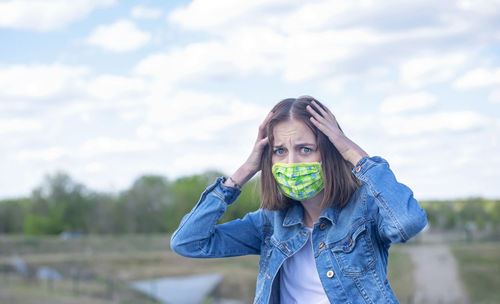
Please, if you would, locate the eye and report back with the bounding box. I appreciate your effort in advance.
[273,148,285,155]
[301,147,312,153]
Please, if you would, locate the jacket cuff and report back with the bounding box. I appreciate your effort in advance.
[212,177,242,205]
[352,156,387,178]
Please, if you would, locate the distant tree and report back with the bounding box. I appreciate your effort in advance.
[164,170,223,232]
[24,172,91,235]
[118,175,171,233]
[220,176,261,223]
[0,198,28,233]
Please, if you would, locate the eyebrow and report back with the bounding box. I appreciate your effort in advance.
[272,142,316,148]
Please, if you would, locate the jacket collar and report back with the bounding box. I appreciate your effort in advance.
[282,201,340,227]
[319,205,340,224]
[282,202,303,227]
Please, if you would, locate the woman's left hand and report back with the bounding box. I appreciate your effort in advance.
[306,100,369,166]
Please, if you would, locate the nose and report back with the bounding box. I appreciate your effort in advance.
[286,150,298,164]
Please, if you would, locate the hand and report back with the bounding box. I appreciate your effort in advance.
[225,111,273,188]
[307,101,368,166]
[243,111,274,175]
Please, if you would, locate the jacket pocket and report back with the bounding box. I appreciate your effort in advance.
[331,223,376,276]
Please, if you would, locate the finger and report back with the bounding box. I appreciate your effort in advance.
[306,104,328,123]
[318,102,336,120]
[256,136,269,149]
[309,116,329,134]
[311,100,331,119]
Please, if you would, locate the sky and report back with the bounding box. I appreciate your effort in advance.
[0,0,499,200]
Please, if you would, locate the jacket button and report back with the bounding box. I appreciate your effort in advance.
[319,222,326,230]
[327,270,335,278]
[355,166,361,173]
[318,242,325,249]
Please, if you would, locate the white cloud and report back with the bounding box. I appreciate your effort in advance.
[0,118,42,134]
[79,137,158,158]
[135,26,386,84]
[167,0,294,31]
[0,64,89,98]
[453,68,500,89]
[84,162,105,173]
[131,6,162,19]
[380,92,437,114]
[381,111,486,136]
[400,53,468,88]
[488,89,500,103]
[86,20,151,52]
[17,147,67,161]
[457,0,500,14]
[86,74,147,100]
[139,89,267,143]
[0,0,115,31]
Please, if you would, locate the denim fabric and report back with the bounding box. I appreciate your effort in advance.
[171,156,427,304]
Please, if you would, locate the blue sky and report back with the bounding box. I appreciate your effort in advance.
[1,0,499,200]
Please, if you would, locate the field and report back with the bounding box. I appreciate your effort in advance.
[452,242,500,304]
[1,234,499,303]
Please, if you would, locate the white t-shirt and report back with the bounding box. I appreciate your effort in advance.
[280,228,330,304]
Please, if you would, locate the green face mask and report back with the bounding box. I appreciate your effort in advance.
[272,162,324,200]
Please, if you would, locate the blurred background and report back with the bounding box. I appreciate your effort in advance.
[0,0,499,303]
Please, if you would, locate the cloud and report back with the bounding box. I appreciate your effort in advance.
[135,26,387,84]
[0,0,115,31]
[457,0,500,14]
[400,52,468,88]
[17,147,67,161]
[0,64,89,98]
[86,74,147,100]
[131,6,162,19]
[453,67,500,89]
[167,0,297,32]
[381,111,486,136]
[79,137,158,158]
[488,89,500,104]
[380,92,437,114]
[86,20,151,52]
[139,89,267,143]
[0,118,42,134]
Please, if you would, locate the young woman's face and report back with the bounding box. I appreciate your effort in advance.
[271,119,321,165]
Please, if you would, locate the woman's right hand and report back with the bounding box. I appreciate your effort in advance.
[224,111,273,188]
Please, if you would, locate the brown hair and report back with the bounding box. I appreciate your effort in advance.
[260,96,360,210]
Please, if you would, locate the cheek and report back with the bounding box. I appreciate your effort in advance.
[311,150,322,162]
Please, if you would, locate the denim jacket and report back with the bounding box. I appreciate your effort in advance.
[171,156,427,304]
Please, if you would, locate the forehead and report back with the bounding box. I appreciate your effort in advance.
[272,119,316,144]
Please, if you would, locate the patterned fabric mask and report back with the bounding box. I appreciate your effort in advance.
[272,162,324,200]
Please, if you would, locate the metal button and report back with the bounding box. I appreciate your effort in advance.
[318,242,325,249]
[355,166,361,173]
[319,222,326,230]
[348,238,353,247]
[327,270,335,278]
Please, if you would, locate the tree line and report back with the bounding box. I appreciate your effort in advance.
[0,171,499,235]
[0,171,260,235]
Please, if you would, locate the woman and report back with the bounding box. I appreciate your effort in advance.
[171,96,427,304]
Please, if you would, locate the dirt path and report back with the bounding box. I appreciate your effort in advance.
[406,244,469,304]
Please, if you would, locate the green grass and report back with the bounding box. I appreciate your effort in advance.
[387,244,415,304]
[452,242,500,304]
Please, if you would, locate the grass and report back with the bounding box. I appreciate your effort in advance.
[387,244,415,304]
[0,234,259,303]
[451,242,500,304]
[4,234,499,304]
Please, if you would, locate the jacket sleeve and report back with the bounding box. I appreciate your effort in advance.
[170,177,264,258]
[353,156,427,244]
